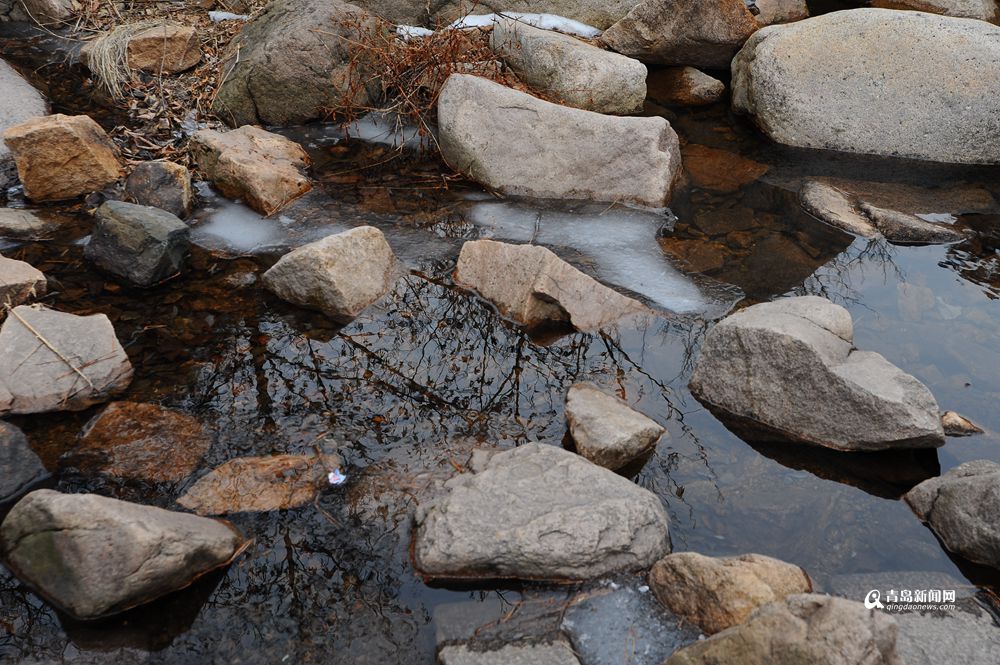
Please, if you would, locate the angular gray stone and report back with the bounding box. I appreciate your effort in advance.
[665,594,902,665]
[601,0,759,67]
[0,421,49,504]
[565,382,664,469]
[413,443,671,581]
[262,226,397,323]
[859,202,964,245]
[0,254,46,309]
[0,208,55,239]
[19,0,75,22]
[125,160,193,219]
[84,200,190,287]
[0,59,47,192]
[438,74,682,208]
[0,489,246,620]
[0,305,133,415]
[455,239,647,333]
[438,641,581,665]
[732,9,1000,164]
[905,460,1000,568]
[490,17,647,115]
[689,296,945,451]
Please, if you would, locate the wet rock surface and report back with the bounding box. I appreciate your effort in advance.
[565,381,664,469]
[438,74,682,208]
[84,200,190,287]
[646,67,725,107]
[690,296,945,451]
[648,552,812,633]
[125,160,193,219]
[413,443,671,581]
[0,421,49,504]
[0,253,45,309]
[0,489,246,620]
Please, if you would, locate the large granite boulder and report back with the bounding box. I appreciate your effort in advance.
[689,296,945,451]
[489,17,646,115]
[0,59,47,192]
[84,201,190,287]
[0,305,133,415]
[0,254,46,310]
[0,421,49,505]
[873,0,998,22]
[2,114,122,201]
[454,239,646,332]
[600,0,759,67]
[0,490,246,620]
[262,226,397,323]
[565,382,664,469]
[438,74,682,208]
[666,594,902,665]
[413,443,671,581]
[905,460,1000,568]
[732,9,1000,164]
[125,160,193,219]
[212,0,381,127]
[648,552,812,634]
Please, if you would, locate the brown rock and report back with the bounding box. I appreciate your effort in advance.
[176,453,344,515]
[941,411,984,436]
[647,67,725,107]
[2,114,122,202]
[649,552,812,634]
[125,23,200,74]
[70,402,211,482]
[0,255,46,310]
[683,144,769,193]
[190,126,311,215]
[755,0,809,26]
[125,160,193,218]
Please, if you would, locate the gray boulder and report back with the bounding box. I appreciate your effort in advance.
[413,443,671,581]
[212,0,381,127]
[689,296,945,451]
[732,9,1000,164]
[438,74,682,208]
[879,0,998,22]
[489,17,646,115]
[600,0,759,67]
[0,59,47,192]
[84,200,190,287]
[262,226,397,323]
[905,460,1000,568]
[0,421,49,504]
[565,382,664,469]
[125,161,193,219]
[859,202,964,245]
[0,305,133,415]
[0,209,55,239]
[0,489,246,620]
[0,254,46,310]
[666,594,902,665]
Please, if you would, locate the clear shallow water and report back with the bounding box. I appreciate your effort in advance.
[2,97,1000,664]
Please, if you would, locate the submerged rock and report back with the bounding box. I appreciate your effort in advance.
[212,0,381,126]
[454,239,647,332]
[0,254,46,310]
[689,296,945,451]
[732,9,1000,164]
[82,22,201,75]
[565,382,664,469]
[176,453,344,515]
[0,305,133,415]
[799,180,878,238]
[190,125,311,216]
[0,490,246,620]
[70,402,211,483]
[665,594,902,665]
[683,144,769,193]
[438,641,580,665]
[489,17,646,114]
[413,443,671,581]
[438,74,682,208]
[2,114,122,202]
[84,200,190,287]
[0,421,49,505]
[941,411,983,436]
[0,209,55,239]
[0,59,47,192]
[859,202,964,245]
[601,0,759,67]
[646,67,725,107]
[125,160,193,219]
[262,226,397,323]
[905,460,1000,568]
[648,552,812,634]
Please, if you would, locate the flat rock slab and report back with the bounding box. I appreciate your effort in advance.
[438,74,682,208]
[68,401,211,483]
[0,209,56,239]
[0,254,46,310]
[649,552,812,634]
[565,382,664,469]
[125,160,193,219]
[732,9,1000,164]
[190,125,311,216]
[2,114,122,201]
[0,489,247,620]
[601,0,758,67]
[413,443,671,581]
[176,453,344,515]
[455,239,647,332]
[490,17,646,114]
[0,305,133,415]
[689,296,945,451]
[0,59,47,190]
[905,460,1000,568]
[262,225,397,323]
[85,200,190,287]
[439,641,581,665]
[0,421,49,504]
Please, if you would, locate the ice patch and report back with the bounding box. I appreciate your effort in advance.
[448,12,602,38]
[191,200,288,253]
[343,113,424,149]
[916,212,957,224]
[208,10,248,21]
[396,24,435,39]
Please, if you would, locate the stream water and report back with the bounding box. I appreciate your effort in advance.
[2,27,1000,665]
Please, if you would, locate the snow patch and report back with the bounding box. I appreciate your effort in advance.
[448,12,602,38]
